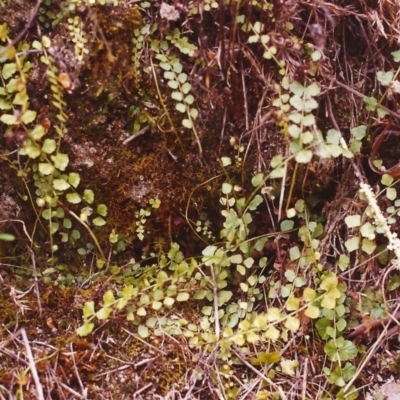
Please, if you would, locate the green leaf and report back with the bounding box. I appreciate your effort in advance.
[221,157,232,166]
[302,114,316,126]
[0,233,15,241]
[21,110,36,124]
[0,98,11,110]
[181,82,191,94]
[66,193,81,204]
[324,337,358,361]
[295,149,313,163]
[138,325,149,338]
[286,296,300,311]
[175,102,186,113]
[289,112,302,124]
[83,189,94,204]
[218,290,233,306]
[326,129,341,144]
[311,50,322,61]
[13,91,29,106]
[177,73,187,83]
[381,174,394,186]
[93,217,106,226]
[38,163,54,175]
[351,125,367,140]
[337,254,350,271]
[20,144,40,158]
[304,305,320,318]
[388,274,400,291]
[222,182,233,194]
[172,62,183,73]
[243,257,254,268]
[284,316,300,331]
[96,306,112,320]
[392,50,400,62]
[2,63,16,79]
[189,108,198,119]
[164,71,175,80]
[76,322,94,336]
[304,82,320,97]
[289,246,301,260]
[184,94,194,104]
[167,80,178,89]
[345,236,359,252]
[177,292,190,301]
[363,96,378,111]
[42,138,56,154]
[97,204,107,216]
[360,222,375,238]
[345,215,361,228]
[103,290,115,306]
[55,207,64,218]
[320,274,338,291]
[171,91,183,101]
[51,153,69,171]
[280,359,299,376]
[377,70,394,86]
[82,301,95,318]
[270,154,283,168]
[182,118,193,129]
[159,62,171,70]
[254,237,268,252]
[0,114,17,125]
[248,194,263,211]
[250,351,280,366]
[63,218,72,229]
[6,78,18,93]
[251,173,264,187]
[289,95,304,111]
[289,81,304,96]
[68,172,80,188]
[152,301,162,310]
[50,221,59,234]
[42,36,51,48]
[361,238,376,255]
[53,179,70,191]
[30,124,46,140]
[280,219,294,232]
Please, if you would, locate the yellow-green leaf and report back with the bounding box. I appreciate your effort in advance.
[280,359,299,376]
[284,316,300,331]
[66,193,81,204]
[30,124,46,140]
[103,290,115,306]
[83,189,94,204]
[53,179,70,191]
[38,163,54,175]
[286,296,300,311]
[177,292,190,302]
[138,325,149,338]
[76,322,94,337]
[21,110,37,124]
[51,153,69,171]
[82,301,95,318]
[68,172,80,188]
[0,114,17,125]
[2,63,16,79]
[96,306,112,320]
[304,305,320,319]
[42,138,56,154]
[97,204,107,216]
[93,217,106,226]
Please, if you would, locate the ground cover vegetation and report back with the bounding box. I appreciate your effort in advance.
[1,0,400,398]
